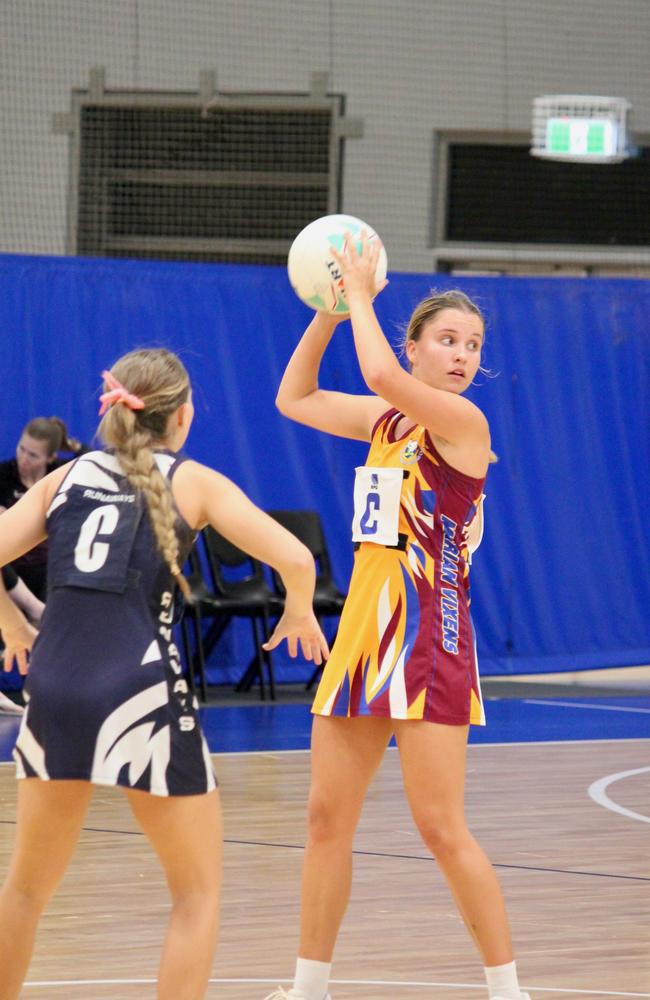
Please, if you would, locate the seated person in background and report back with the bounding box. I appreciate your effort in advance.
[0,417,86,600]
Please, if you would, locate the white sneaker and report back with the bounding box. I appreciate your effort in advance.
[0,690,23,716]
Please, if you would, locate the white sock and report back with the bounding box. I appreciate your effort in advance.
[293,957,331,1000]
[484,960,522,999]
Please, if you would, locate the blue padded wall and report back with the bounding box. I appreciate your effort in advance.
[1,253,648,684]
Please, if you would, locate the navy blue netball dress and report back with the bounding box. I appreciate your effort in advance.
[13,450,216,797]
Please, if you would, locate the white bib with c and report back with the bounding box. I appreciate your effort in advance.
[351,466,404,546]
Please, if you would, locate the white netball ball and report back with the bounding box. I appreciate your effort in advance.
[287,214,388,315]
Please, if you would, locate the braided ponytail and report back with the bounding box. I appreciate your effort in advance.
[98,349,192,599]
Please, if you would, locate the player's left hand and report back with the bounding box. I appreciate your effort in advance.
[262,610,330,664]
[2,621,38,675]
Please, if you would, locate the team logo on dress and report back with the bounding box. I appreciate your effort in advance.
[401,439,422,464]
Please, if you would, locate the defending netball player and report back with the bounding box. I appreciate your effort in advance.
[0,348,329,1000]
[264,236,530,1000]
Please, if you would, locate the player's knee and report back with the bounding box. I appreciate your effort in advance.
[306,790,354,845]
[414,812,466,859]
[169,882,220,923]
[2,876,52,914]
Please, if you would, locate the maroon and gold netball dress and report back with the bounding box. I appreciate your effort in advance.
[312,408,486,725]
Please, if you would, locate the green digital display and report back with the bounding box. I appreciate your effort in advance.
[546,117,616,157]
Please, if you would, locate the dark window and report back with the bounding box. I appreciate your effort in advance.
[76,104,338,262]
[445,144,650,245]
[106,182,329,241]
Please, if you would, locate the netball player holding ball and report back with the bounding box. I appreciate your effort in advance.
[0,348,329,1000]
[266,221,529,1000]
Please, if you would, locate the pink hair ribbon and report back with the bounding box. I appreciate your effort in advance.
[98,370,145,416]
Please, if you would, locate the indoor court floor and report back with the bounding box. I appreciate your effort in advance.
[0,675,648,1000]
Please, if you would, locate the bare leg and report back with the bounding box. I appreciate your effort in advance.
[0,778,93,1000]
[298,716,393,960]
[394,720,514,966]
[126,787,222,1000]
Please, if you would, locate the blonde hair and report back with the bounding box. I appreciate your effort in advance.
[97,348,191,599]
[403,289,485,358]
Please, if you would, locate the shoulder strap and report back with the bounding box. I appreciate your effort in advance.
[370,407,399,441]
[153,451,189,484]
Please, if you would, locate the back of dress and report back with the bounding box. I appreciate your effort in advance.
[46,449,193,611]
[13,450,216,798]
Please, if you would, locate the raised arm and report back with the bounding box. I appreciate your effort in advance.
[333,236,490,467]
[276,310,388,442]
[173,462,329,663]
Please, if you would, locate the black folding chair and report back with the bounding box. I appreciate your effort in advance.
[182,528,280,701]
[180,549,215,703]
[267,510,347,689]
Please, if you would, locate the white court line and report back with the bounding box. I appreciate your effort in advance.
[21,977,650,997]
[525,698,650,715]
[588,765,650,824]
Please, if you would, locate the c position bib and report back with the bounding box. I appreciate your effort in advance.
[351,466,405,547]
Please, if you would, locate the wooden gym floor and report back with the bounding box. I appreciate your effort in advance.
[0,678,648,999]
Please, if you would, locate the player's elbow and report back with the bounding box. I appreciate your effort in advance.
[291,545,315,576]
[275,389,297,418]
[276,388,317,422]
[363,364,394,396]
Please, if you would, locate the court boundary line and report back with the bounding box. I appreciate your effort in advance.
[525,698,650,715]
[20,976,650,997]
[2,820,646,883]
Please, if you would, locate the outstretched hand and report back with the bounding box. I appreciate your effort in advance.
[262,609,330,665]
[2,620,38,675]
[330,229,388,302]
